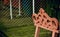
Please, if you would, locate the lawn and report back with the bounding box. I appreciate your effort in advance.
[0,17,51,37]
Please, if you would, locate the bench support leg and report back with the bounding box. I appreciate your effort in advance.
[34,27,40,37]
[52,32,55,37]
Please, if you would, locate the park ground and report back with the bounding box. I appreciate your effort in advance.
[0,17,51,37]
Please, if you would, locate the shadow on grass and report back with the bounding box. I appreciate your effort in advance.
[0,22,8,37]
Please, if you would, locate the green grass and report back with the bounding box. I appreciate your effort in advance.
[0,17,51,37]
[5,25,51,37]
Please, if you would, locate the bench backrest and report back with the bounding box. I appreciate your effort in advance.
[32,8,58,32]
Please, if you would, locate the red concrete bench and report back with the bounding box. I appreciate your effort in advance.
[32,8,59,37]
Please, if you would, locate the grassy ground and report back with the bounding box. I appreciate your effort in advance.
[0,17,51,37]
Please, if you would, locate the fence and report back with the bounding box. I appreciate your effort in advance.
[0,0,60,37]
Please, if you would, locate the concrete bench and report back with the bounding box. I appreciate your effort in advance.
[32,8,59,37]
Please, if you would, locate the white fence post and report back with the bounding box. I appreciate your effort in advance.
[19,0,21,16]
[10,0,13,19]
[33,0,35,14]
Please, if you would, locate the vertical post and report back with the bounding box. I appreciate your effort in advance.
[34,27,40,37]
[33,0,35,14]
[52,32,55,37]
[10,0,13,19]
[19,0,21,16]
